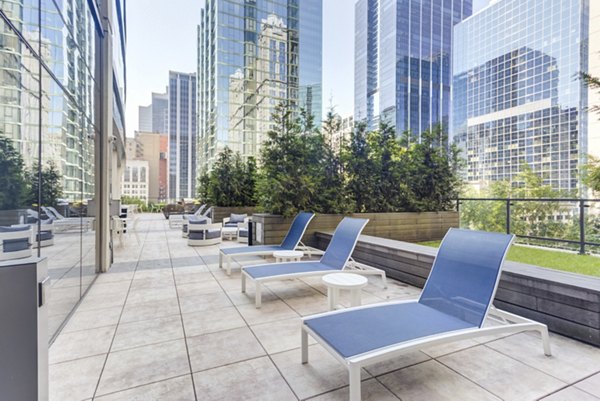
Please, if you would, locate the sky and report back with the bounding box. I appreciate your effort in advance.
[125,0,490,137]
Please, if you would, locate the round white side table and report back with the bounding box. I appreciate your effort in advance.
[322,273,368,311]
[273,250,304,263]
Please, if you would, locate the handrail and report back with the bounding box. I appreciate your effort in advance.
[456,197,599,255]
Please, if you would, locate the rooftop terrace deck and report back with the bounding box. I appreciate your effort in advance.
[49,214,600,401]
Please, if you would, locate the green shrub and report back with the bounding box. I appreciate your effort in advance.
[197,147,256,207]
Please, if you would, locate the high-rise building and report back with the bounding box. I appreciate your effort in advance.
[138,105,153,131]
[329,115,354,155]
[138,92,168,133]
[197,0,323,171]
[151,92,169,134]
[168,71,197,200]
[452,0,600,194]
[354,0,472,137]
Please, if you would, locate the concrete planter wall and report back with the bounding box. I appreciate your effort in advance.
[252,211,459,247]
[211,206,258,223]
[315,232,600,346]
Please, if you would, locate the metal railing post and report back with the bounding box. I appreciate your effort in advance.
[579,199,586,255]
[506,199,511,234]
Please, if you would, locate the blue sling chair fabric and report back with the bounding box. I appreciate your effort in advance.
[304,228,514,358]
[220,211,315,257]
[244,217,369,279]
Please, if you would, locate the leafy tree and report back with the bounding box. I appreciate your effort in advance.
[460,164,568,239]
[25,161,63,207]
[583,156,600,194]
[0,135,28,210]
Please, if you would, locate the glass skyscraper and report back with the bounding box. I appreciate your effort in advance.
[197,0,323,171]
[168,71,197,200]
[354,0,472,137]
[452,0,600,193]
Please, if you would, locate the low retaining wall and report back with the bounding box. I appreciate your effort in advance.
[211,206,258,223]
[315,231,600,346]
[252,211,458,246]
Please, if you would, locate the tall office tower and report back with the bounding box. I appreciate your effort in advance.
[197,0,323,171]
[138,92,168,133]
[151,92,169,134]
[139,105,153,131]
[452,0,600,194]
[354,0,472,137]
[168,71,197,200]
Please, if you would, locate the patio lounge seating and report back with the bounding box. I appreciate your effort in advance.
[183,204,207,219]
[43,206,92,232]
[222,214,249,241]
[182,207,212,236]
[188,218,222,246]
[300,228,552,401]
[219,211,315,275]
[0,225,33,261]
[241,217,368,307]
[12,219,55,248]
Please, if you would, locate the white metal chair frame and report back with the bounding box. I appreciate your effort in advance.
[300,229,551,401]
[188,222,223,246]
[301,302,551,401]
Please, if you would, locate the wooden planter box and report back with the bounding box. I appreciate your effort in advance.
[315,232,600,347]
[252,211,459,247]
[211,206,258,223]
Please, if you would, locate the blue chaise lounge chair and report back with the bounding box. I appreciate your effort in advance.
[241,217,369,307]
[219,211,315,275]
[301,228,552,401]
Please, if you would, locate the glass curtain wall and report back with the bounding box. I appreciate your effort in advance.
[0,0,99,341]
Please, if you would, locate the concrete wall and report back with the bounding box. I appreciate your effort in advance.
[252,212,459,246]
[315,232,600,346]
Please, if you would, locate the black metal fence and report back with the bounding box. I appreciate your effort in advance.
[456,198,600,255]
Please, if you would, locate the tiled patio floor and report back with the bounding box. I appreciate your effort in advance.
[49,214,600,401]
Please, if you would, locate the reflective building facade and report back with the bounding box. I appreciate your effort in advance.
[197,0,323,171]
[452,0,599,193]
[168,71,197,200]
[355,0,472,137]
[0,0,127,340]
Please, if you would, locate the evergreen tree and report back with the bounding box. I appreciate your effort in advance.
[0,135,28,210]
[256,102,349,216]
[197,147,256,207]
[241,157,257,206]
[342,122,375,212]
[405,125,462,212]
[257,102,315,216]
